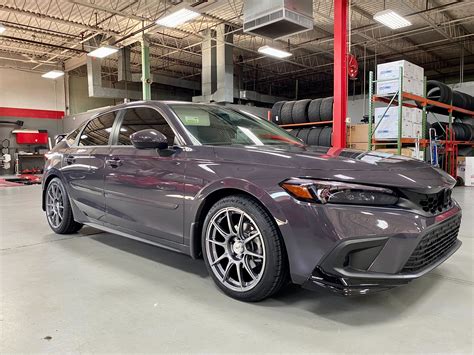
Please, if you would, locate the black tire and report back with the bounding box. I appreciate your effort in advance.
[307,127,322,145]
[271,101,285,124]
[422,81,453,115]
[292,99,311,123]
[202,195,289,302]
[319,97,334,121]
[45,178,83,234]
[296,128,311,144]
[308,98,323,122]
[319,126,332,147]
[280,101,295,125]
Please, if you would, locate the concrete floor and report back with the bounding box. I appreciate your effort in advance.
[1,185,473,353]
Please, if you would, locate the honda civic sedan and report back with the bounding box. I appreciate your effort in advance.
[42,101,462,301]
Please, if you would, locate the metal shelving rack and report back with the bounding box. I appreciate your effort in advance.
[278,120,333,128]
[367,67,474,177]
[367,67,428,154]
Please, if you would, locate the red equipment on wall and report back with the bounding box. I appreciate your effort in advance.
[348,54,359,79]
[12,130,49,145]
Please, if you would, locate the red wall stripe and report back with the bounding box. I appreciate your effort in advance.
[0,107,64,119]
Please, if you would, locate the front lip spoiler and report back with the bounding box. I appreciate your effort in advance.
[303,240,462,296]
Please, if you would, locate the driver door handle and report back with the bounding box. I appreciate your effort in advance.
[105,157,123,168]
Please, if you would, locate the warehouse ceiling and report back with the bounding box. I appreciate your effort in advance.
[1,0,473,98]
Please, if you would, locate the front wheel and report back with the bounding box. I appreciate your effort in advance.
[202,195,288,302]
[45,177,83,234]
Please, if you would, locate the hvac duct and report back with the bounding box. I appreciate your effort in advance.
[243,0,313,39]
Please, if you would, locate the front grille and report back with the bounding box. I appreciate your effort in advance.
[402,188,453,214]
[402,214,461,273]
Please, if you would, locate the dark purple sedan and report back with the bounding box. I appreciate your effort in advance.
[42,101,462,301]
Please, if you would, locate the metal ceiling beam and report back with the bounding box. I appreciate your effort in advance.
[0,4,119,36]
[67,0,146,22]
[404,0,474,55]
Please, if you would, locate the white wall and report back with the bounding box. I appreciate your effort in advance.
[0,68,66,174]
[0,68,65,112]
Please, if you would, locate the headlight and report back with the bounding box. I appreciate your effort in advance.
[280,178,399,206]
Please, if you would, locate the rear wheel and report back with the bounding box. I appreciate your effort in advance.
[202,195,288,302]
[45,178,83,234]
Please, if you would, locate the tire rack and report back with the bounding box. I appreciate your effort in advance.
[367,67,474,178]
[277,120,333,128]
[266,106,333,145]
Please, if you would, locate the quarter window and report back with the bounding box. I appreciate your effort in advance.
[117,107,176,146]
[79,112,116,146]
[65,122,86,146]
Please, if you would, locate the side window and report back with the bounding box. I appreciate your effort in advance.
[79,112,116,146]
[117,107,176,146]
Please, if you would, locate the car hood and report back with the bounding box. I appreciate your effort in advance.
[212,145,456,190]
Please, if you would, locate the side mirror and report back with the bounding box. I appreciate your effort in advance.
[54,134,67,146]
[130,129,168,150]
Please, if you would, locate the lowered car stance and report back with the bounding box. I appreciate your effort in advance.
[42,101,462,301]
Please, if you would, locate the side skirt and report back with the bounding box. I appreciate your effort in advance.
[84,221,190,256]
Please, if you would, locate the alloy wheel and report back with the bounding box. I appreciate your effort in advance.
[46,182,64,228]
[205,207,266,292]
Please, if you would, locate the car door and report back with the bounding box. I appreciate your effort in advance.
[62,111,117,221]
[103,106,185,244]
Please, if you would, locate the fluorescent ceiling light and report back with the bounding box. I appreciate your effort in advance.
[373,9,411,29]
[156,7,200,28]
[0,25,6,34]
[41,70,64,79]
[258,45,292,59]
[87,45,119,58]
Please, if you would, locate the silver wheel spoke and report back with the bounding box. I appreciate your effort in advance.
[211,253,228,266]
[226,209,234,235]
[243,231,260,244]
[236,262,244,289]
[243,258,257,280]
[222,261,233,282]
[208,238,225,246]
[237,213,244,237]
[245,250,264,259]
[212,221,230,239]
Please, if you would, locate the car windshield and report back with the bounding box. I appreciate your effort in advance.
[169,104,303,146]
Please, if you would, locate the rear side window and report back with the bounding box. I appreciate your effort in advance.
[117,107,176,146]
[79,112,116,146]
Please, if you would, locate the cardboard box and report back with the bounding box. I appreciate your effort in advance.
[376,148,424,160]
[376,77,424,97]
[347,124,369,143]
[374,106,421,139]
[348,142,369,151]
[457,157,474,186]
[377,60,424,82]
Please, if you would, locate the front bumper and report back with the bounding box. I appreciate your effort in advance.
[302,209,462,295]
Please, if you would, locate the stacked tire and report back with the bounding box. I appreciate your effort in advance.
[270,97,334,124]
[288,126,332,147]
[418,80,474,118]
[432,122,474,141]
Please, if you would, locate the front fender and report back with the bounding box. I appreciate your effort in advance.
[191,177,289,230]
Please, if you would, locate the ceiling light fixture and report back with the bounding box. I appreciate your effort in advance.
[0,24,6,34]
[87,45,119,58]
[41,70,64,79]
[373,9,411,29]
[156,7,200,28]
[258,45,292,59]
